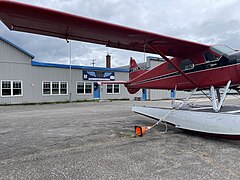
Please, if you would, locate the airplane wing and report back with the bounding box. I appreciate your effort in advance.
[0,0,210,57]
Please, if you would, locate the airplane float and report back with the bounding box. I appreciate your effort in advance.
[1,0,240,139]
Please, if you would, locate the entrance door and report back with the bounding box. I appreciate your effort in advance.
[141,89,147,101]
[94,83,100,99]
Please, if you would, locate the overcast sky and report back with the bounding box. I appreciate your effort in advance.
[1,0,240,67]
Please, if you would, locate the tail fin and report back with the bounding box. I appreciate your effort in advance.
[129,58,145,81]
[127,58,146,94]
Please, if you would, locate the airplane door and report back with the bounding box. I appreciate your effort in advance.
[94,82,100,99]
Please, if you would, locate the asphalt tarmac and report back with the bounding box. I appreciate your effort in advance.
[0,100,240,180]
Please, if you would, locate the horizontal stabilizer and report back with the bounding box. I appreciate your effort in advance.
[97,81,128,85]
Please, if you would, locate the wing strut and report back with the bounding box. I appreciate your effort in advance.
[147,43,198,87]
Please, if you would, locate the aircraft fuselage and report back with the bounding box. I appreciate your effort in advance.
[126,50,240,91]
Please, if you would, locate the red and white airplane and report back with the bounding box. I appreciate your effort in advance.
[1,0,240,139]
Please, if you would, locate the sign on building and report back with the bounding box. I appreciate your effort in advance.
[83,71,115,81]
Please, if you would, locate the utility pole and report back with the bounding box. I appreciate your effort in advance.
[91,59,96,67]
[69,40,72,102]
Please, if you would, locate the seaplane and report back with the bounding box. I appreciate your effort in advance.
[1,0,240,139]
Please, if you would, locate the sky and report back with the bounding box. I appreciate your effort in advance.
[1,0,240,67]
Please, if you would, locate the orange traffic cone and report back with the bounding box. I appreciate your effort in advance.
[135,126,152,137]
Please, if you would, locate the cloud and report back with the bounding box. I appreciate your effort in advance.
[1,0,240,67]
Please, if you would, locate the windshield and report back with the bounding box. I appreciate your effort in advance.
[210,45,237,55]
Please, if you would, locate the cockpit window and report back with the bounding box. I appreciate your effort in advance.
[203,51,219,62]
[210,45,237,55]
[179,59,194,71]
[167,59,194,71]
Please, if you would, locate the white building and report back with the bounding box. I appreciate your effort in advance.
[0,36,184,105]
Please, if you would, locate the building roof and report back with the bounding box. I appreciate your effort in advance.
[32,60,129,72]
[0,36,35,59]
[0,36,127,72]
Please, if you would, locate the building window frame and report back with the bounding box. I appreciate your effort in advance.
[1,80,23,97]
[60,82,68,95]
[42,81,68,96]
[42,81,51,95]
[106,84,120,94]
[76,81,93,95]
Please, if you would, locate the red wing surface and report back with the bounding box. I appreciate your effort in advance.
[0,0,210,57]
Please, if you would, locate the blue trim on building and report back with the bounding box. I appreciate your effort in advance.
[32,60,129,72]
[0,36,35,59]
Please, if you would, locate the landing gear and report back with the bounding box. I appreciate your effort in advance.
[177,88,198,109]
[134,80,232,137]
[172,81,231,113]
[210,80,231,112]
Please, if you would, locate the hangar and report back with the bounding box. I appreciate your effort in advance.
[0,36,185,105]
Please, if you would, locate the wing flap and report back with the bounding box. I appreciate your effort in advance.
[0,0,210,57]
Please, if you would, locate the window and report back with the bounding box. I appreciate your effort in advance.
[1,80,22,97]
[85,82,92,94]
[13,81,22,96]
[1,81,11,96]
[52,82,59,95]
[107,84,112,94]
[179,59,194,71]
[77,82,84,94]
[76,82,93,94]
[203,51,219,62]
[42,81,68,95]
[60,82,68,95]
[211,45,236,55]
[114,84,120,93]
[106,84,120,94]
[43,82,51,95]
[167,59,194,71]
